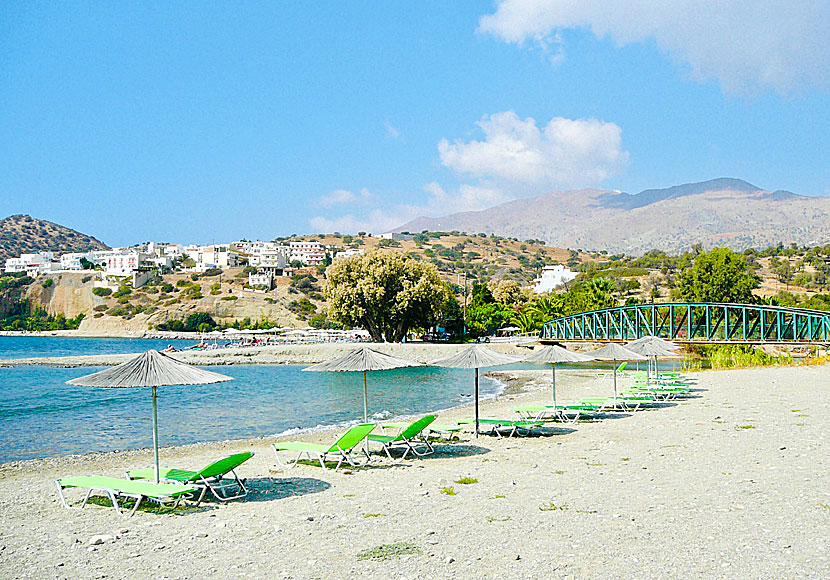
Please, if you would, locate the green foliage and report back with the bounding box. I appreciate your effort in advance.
[0,274,34,290]
[326,251,448,342]
[678,248,759,303]
[220,295,238,301]
[41,278,54,288]
[92,287,112,297]
[202,268,222,277]
[466,302,511,338]
[288,297,317,318]
[156,312,216,332]
[454,476,478,484]
[539,502,568,511]
[439,486,457,495]
[112,285,132,298]
[0,300,85,330]
[356,542,421,561]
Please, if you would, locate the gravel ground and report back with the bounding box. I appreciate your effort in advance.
[0,365,827,579]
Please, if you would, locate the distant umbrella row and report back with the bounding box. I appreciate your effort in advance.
[66,337,680,483]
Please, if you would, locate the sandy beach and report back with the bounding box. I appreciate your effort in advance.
[0,364,827,579]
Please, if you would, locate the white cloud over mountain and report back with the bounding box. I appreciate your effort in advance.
[438,111,627,191]
[310,111,627,233]
[315,188,373,208]
[478,0,830,95]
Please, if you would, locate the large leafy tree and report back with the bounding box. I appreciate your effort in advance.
[678,248,759,303]
[325,251,448,342]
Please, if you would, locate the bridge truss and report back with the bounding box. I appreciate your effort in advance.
[540,302,830,344]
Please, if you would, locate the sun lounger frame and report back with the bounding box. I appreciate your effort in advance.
[56,476,195,517]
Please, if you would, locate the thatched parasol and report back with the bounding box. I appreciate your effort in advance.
[428,345,522,437]
[625,336,680,383]
[303,346,419,423]
[589,343,647,398]
[67,350,233,483]
[521,345,595,408]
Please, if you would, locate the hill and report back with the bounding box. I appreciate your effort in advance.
[0,214,109,264]
[395,179,830,255]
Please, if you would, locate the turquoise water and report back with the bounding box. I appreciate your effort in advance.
[0,336,190,360]
[0,338,500,463]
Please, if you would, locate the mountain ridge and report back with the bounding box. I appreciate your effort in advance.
[0,214,109,265]
[394,178,830,255]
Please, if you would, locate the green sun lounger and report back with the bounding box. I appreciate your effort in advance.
[384,420,463,440]
[457,418,544,438]
[57,475,196,517]
[272,423,375,471]
[512,405,599,423]
[368,415,436,461]
[127,451,253,504]
[576,397,650,412]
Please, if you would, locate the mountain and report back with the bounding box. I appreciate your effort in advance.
[395,179,830,254]
[0,214,109,265]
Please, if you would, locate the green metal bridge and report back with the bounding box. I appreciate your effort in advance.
[540,302,830,344]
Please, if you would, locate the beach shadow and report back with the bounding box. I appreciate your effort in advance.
[242,476,331,502]
[476,426,577,438]
[237,477,331,502]
[369,443,492,464]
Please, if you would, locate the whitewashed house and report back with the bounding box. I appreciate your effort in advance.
[529,265,578,294]
[288,241,325,265]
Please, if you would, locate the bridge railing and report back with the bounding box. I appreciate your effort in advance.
[540,302,830,343]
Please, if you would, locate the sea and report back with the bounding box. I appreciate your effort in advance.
[0,337,506,463]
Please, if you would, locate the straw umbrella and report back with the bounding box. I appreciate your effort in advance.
[588,343,647,398]
[67,350,233,483]
[625,336,680,383]
[302,346,419,424]
[428,345,522,437]
[521,345,595,408]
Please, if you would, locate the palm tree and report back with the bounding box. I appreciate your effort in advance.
[510,310,539,333]
[531,295,564,322]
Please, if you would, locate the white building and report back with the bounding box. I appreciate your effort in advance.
[248,270,274,290]
[334,248,365,260]
[288,241,325,265]
[104,250,148,275]
[4,252,55,276]
[60,252,93,271]
[529,265,578,294]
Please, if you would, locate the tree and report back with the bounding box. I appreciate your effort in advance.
[677,248,759,303]
[325,251,448,342]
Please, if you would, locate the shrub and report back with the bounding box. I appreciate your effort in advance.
[221,295,238,301]
[41,278,54,288]
[112,286,132,298]
[93,305,108,312]
[92,287,112,297]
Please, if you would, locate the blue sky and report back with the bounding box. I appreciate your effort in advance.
[1,1,828,246]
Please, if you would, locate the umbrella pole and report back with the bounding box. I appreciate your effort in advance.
[363,370,370,457]
[362,370,368,423]
[152,386,160,484]
[613,358,618,398]
[474,367,480,438]
[552,364,557,408]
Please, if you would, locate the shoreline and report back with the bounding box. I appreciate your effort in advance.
[0,341,533,367]
[0,371,513,468]
[0,365,827,579]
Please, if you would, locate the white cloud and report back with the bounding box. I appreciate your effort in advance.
[309,111,628,233]
[438,111,627,190]
[478,0,830,95]
[384,122,401,140]
[315,188,373,208]
[309,209,405,235]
